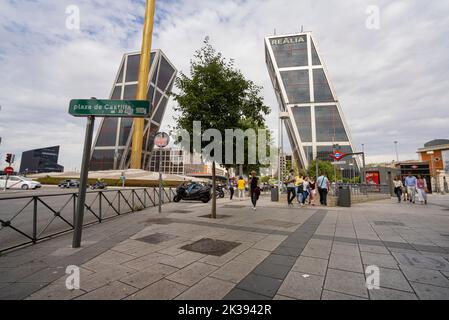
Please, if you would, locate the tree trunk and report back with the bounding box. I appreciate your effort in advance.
[211,161,217,219]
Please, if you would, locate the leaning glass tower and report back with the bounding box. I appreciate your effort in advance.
[90,50,177,171]
[265,32,358,170]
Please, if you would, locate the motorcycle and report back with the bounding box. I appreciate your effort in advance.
[173,183,211,203]
[215,185,225,198]
[90,181,107,190]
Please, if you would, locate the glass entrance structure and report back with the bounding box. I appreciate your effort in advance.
[90,50,177,171]
[265,33,358,170]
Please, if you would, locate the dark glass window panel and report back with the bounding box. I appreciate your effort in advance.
[281,70,310,103]
[157,57,175,91]
[270,35,308,68]
[311,40,321,66]
[151,58,159,85]
[123,84,137,100]
[96,118,118,146]
[315,105,349,142]
[125,54,140,83]
[153,90,162,111]
[116,62,124,84]
[153,96,168,124]
[119,118,133,146]
[90,150,115,171]
[147,124,160,154]
[111,86,121,99]
[313,69,334,102]
[291,107,312,142]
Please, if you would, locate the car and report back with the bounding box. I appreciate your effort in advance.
[58,179,80,188]
[0,175,42,190]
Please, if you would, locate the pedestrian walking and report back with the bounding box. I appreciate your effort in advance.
[393,175,403,203]
[237,176,245,200]
[228,180,235,200]
[404,172,417,204]
[317,173,330,206]
[285,169,296,207]
[416,175,428,205]
[295,175,304,204]
[308,178,316,206]
[301,177,310,206]
[249,171,260,211]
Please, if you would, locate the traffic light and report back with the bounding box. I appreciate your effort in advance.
[6,153,12,164]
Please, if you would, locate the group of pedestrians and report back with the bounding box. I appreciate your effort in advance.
[285,170,330,207]
[228,172,261,211]
[393,172,428,205]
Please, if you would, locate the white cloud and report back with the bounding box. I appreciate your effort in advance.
[0,0,448,171]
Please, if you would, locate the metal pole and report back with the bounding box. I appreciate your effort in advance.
[130,0,156,169]
[158,148,162,213]
[279,118,283,196]
[211,161,217,219]
[73,115,95,248]
[394,141,399,162]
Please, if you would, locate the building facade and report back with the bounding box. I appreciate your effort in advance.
[265,33,358,170]
[19,146,64,173]
[149,148,185,175]
[417,139,449,193]
[90,50,177,171]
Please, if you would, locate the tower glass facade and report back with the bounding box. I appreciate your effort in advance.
[90,50,177,171]
[265,33,357,169]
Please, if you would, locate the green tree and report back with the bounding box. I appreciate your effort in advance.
[172,39,270,218]
[306,159,341,182]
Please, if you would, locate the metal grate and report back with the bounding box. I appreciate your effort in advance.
[136,233,178,244]
[181,238,241,256]
[198,214,231,219]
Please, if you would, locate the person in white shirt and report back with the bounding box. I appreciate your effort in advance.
[316,173,330,206]
[393,175,404,203]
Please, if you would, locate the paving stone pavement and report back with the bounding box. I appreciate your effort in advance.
[1,194,449,300]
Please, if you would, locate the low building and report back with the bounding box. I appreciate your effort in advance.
[19,146,64,174]
[417,139,449,193]
[395,161,432,193]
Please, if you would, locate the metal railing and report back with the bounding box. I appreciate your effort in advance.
[0,187,176,254]
[330,183,391,197]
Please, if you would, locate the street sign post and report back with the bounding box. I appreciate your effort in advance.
[154,132,170,213]
[70,98,150,248]
[69,99,150,117]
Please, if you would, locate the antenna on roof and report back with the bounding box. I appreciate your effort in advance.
[300,25,304,33]
[274,28,276,35]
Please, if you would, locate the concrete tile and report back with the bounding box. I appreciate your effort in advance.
[0,282,48,300]
[122,252,174,270]
[88,250,135,265]
[277,271,324,300]
[321,290,367,300]
[253,262,291,280]
[80,266,137,292]
[224,288,270,300]
[159,251,205,269]
[127,279,188,300]
[200,243,251,266]
[361,252,399,269]
[329,253,363,273]
[120,263,178,289]
[400,265,449,288]
[331,243,361,257]
[369,287,418,300]
[324,269,368,298]
[234,249,270,265]
[166,262,217,286]
[301,245,331,259]
[26,277,86,300]
[292,256,328,276]
[372,266,414,292]
[273,294,294,300]
[237,273,283,297]
[176,277,235,300]
[76,281,138,300]
[359,244,390,255]
[263,254,296,267]
[211,260,257,284]
[410,282,449,300]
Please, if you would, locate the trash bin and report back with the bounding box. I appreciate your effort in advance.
[271,186,279,202]
[337,185,351,207]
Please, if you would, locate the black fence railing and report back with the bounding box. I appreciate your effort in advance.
[0,187,176,254]
[330,183,391,197]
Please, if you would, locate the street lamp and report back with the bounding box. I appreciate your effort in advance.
[279,112,289,196]
[394,141,399,162]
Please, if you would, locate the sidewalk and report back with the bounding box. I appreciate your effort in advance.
[1,194,449,300]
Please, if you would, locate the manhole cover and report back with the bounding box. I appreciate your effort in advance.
[198,214,231,219]
[393,252,449,271]
[137,233,178,244]
[374,221,405,226]
[169,210,192,214]
[181,238,241,256]
[256,219,297,228]
[145,218,174,225]
[222,205,246,209]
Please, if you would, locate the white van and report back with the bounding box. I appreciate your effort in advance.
[0,175,42,190]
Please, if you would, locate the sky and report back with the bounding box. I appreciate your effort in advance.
[0,0,448,171]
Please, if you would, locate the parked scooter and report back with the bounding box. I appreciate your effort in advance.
[173,182,211,203]
[90,181,107,190]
